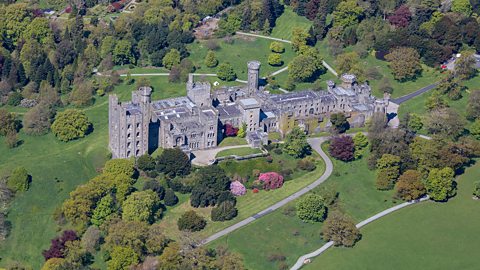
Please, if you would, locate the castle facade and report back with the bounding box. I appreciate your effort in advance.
[109,61,388,159]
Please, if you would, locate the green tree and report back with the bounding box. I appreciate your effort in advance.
[466,90,480,120]
[211,200,238,221]
[7,167,30,192]
[353,132,368,159]
[336,51,361,75]
[270,41,284,53]
[137,154,156,172]
[403,113,423,132]
[375,154,401,190]
[322,211,361,247]
[104,220,149,255]
[158,243,183,270]
[455,51,477,80]
[217,62,236,81]
[103,159,136,178]
[163,49,181,70]
[268,53,282,66]
[24,17,53,46]
[469,119,480,140]
[473,181,480,198]
[425,108,465,139]
[296,193,327,223]
[283,127,311,158]
[395,170,426,201]
[291,27,309,52]
[451,0,473,16]
[237,123,247,138]
[0,109,20,136]
[51,109,92,142]
[122,190,161,223]
[113,40,134,65]
[0,3,31,46]
[385,47,423,81]
[330,113,350,133]
[288,55,319,82]
[91,194,114,226]
[23,103,55,136]
[107,246,139,270]
[204,50,218,68]
[163,188,178,206]
[41,258,67,270]
[156,148,191,178]
[101,36,116,58]
[333,0,363,28]
[425,167,456,201]
[177,210,206,231]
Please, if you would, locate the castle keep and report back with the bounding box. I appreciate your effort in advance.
[109,61,388,159]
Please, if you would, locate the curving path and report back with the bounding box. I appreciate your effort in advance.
[290,196,430,270]
[201,137,333,244]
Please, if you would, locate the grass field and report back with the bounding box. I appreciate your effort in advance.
[210,143,397,269]
[215,147,262,158]
[0,77,187,269]
[305,161,480,270]
[218,137,248,147]
[156,152,326,240]
[270,7,312,40]
[187,36,296,80]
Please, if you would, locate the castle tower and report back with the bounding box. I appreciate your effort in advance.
[139,86,152,104]
[340,74,356,89]
[187,74,212,107]
[247,61,261,96]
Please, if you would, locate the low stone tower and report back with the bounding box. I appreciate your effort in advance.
[187,74,212,107]
[247,60,261,96]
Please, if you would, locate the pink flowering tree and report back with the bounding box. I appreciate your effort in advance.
[258,172,284,190]
[230,181,246,196]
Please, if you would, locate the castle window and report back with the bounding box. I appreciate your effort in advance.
[127,142,131,148]
[127,124,132,129]
[136,123,140,128]
[136,132,140,137]
[136,150,140,156]
[127,133,131,139]
[127,151,131,157]
[136,141,140,147]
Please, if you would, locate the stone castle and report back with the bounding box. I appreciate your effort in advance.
[109,61,388,158]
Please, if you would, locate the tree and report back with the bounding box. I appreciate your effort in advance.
[378,77,393,94]
[329,136,355,162]
[288,54,322,82]
[225,123,238,137]
[113,40,134,65]
[330,113,350,133]
[375,154,401,190]
[7,92,23,106]
[156,148,191,178]
[91,194,115,226]
[81,226,101,253]
[425,108,465,139]
[217,62,236,81]
[143,179,165,199]
[211,200,238,221]
[291,27,309,52]
[353,132,368,159]
[0,109,20,136]
[258,172,284,190]
[401,113,423,132]
[270,41,284,53]
[466,90,480,120]
[385,47,422,81]
[296,193,327,223]
[322,211,360,247]
[204,50,218,68]
[23,103,55,136]
[332,0,363,28]
[51,109,91,142]
[107,246,139,270]
[104,220,149,255]
[177,210,206,232]
[7,167,30,192]
[470,119,480,140]
[70,81,94,107]
[395,170,426,201]
[388,5,411,28]
[237,122,247,138]
[42,230,78,260]
[455,51,477,80]
[163,49,181,70]
[268,53,282,66]
[104,159,136,178]
[122,190,161,223]
[425,167,456,201]
[425,91,448,111]
[190,165,231,207]
[283,127,311,158]
[436,75,465,100]
[451,0,473,16]
[336,51,361,75]
[163,188,178,206]
[137,154,155,172]
[473,181,480,198]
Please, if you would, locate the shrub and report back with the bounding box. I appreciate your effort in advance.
[329,136,354,161]
[137,154,155,172]
[270,41,285,53]
[394,170,426,201]
[51,109,92,142]
[297,157,316,171]
[7,92,23,106]
[322,211,360,247]
[258,172,284,190]
[163,188,178,206]
[177,210,206,231]
[211,201,238,221]
[204,50,218,68]
[296,194,327,223]
[252,188,259,193]
[230,181,246,196]
[7,167,30,192]
[143,180,165,200]
[225,123,238,137]
[474,181,480,198]
[268,53,283,66]
[265,155,273,163]
[217,62,236,81]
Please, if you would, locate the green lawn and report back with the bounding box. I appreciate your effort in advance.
[187,36,296,80]
[0,76,187,269]
[216,147,262,158]
[306,161,480,270]
[218,137,248,147]
[209,143,397,269]
[270,7,312,40]
[156,152,326,240]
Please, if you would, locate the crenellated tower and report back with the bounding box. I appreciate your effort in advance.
[247,60,261,96]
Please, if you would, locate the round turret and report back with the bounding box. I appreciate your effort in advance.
[248,60,261,70]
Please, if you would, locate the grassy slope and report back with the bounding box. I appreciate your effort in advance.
[306,161,480,270]
[156,152,326,240]
[0,77,186,268]
[210,143,396,269]
[187,37,296,80]
[218,137,248,147]
[215,147,262,157]
[270,7,312,40]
